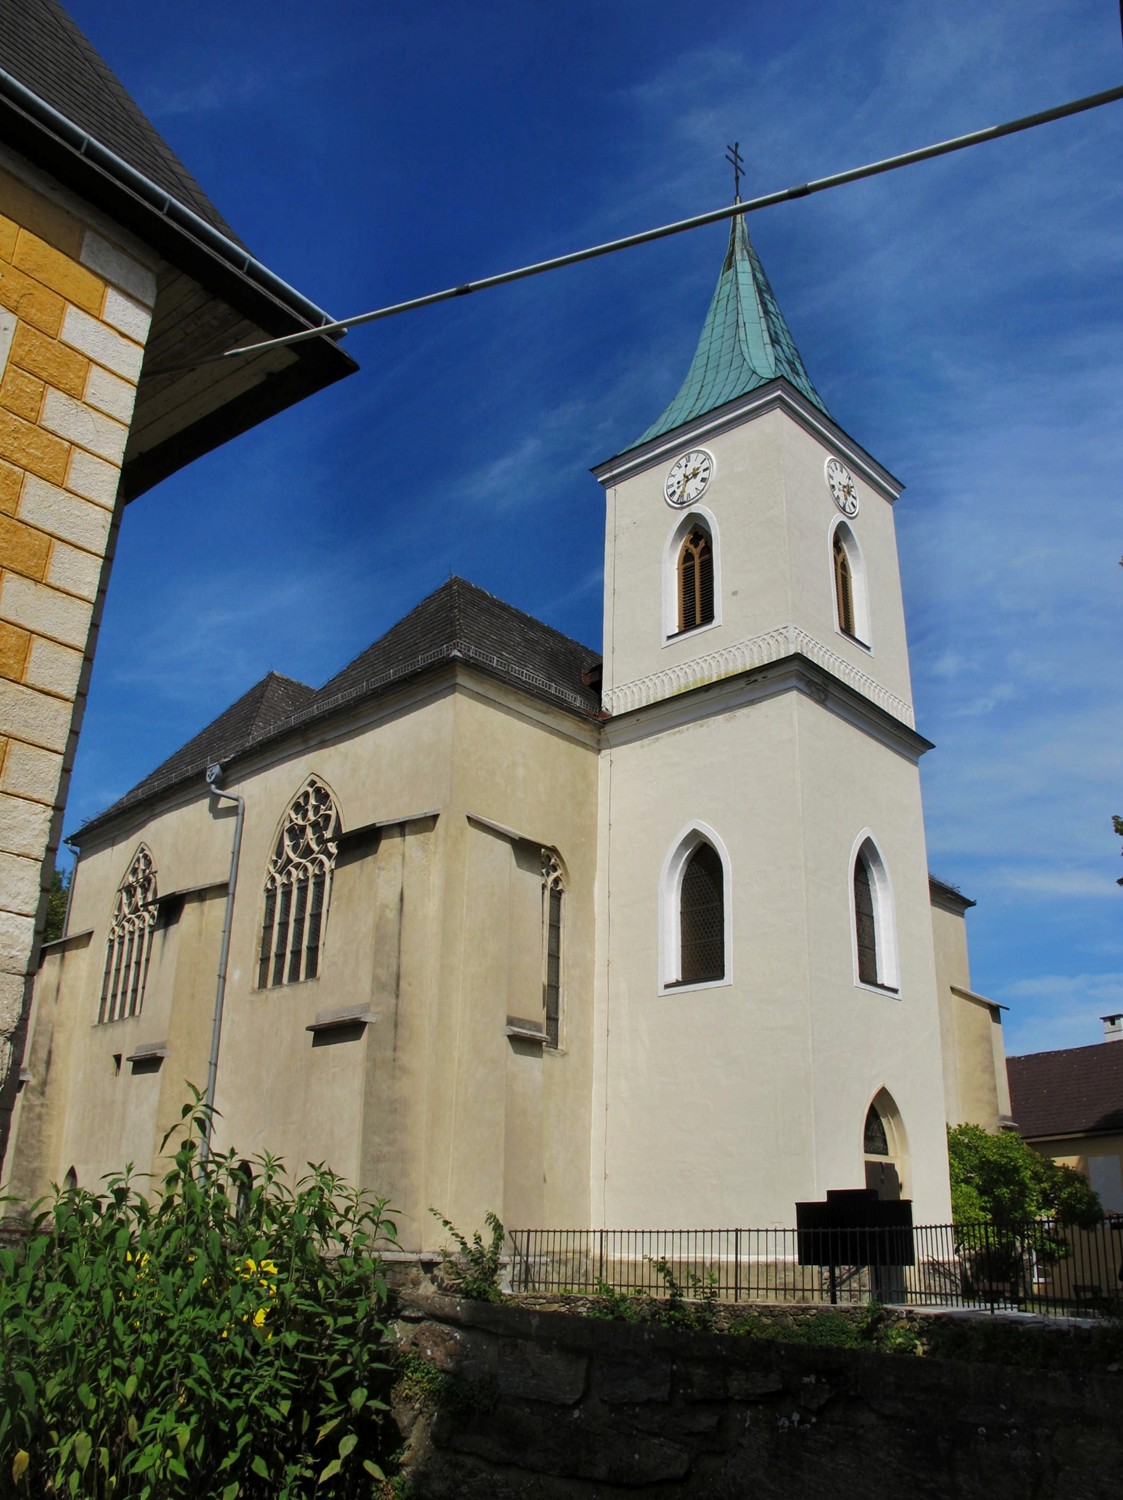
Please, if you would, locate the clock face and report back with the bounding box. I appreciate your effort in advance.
[664,449,714,508]
[826,458,859,516]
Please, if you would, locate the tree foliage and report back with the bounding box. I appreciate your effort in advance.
[41,866,70,946]
[947,1123,1102,1229]
[0,1093,399,1498]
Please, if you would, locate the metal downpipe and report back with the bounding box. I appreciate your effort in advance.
[200,763,244,1168]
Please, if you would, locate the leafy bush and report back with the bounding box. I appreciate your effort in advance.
[948,1123,1102,1230]
[430,1210,505,1302]
[0,1094,399,1498]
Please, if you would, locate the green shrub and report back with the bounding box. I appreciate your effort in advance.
[0,1093,399,1498]
[430,1210,505,1302]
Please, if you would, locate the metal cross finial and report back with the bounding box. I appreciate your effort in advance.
[725,141,745,203]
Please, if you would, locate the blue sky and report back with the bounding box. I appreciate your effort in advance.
[63,0,1122,1057]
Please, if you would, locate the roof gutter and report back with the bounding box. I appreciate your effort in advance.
[0,65,341,336]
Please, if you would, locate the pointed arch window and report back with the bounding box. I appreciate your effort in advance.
[833,531,855,636]
[852,837,898,992]
[678,526,714,632]
[258,779,340,988]
[99,845,158,1023]
[542,851,564,1048]
[678,841,725,984]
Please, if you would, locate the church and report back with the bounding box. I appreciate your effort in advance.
[5,216,1011,1246]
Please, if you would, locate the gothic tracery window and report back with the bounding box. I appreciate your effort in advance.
[99,845,158,1023]
[678,526,714,632]
[257,779,339,988]
[542,850,564,1048]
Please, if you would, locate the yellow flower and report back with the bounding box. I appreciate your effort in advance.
[252,1308,267,1328]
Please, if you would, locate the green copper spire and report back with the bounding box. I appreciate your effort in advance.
[632,215,829,449]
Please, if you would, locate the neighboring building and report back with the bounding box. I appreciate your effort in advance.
[1007,1018,1123,1214]
[0,0,356,1160]
[930,876,1012,1134]
[7,212,1009,1245]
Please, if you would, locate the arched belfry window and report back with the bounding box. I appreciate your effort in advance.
[662,827,730,990]
[99,845,158,1023]
[678,525,714,633]
[851,836,898,991]
[258,778,340,988]
[834,531,855,636]
[831,521,869,645]
[542,850,564,1048]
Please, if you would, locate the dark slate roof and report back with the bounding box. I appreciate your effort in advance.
[84,672,316,830]
[1007,1044,1123,1139]
[1,0,239,239]
[75,580,602,840]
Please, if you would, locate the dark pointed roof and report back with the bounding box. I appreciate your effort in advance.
[630,215,829,450]
[1,0,237,238]
[1007,1043,1123,1139]
[74,580,601,841]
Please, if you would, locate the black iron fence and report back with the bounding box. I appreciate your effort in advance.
[507,1219,1123,1317]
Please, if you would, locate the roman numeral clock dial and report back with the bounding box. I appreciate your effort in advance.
[664,449,714,508]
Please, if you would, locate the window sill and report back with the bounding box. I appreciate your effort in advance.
[855,980,900,998]
[506,1017,547,1044]
[659,975,732,996]
[836,627,871,653]
[663,618,720,648]
[306,1006,375,1036]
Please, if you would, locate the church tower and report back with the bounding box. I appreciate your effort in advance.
[589,215,953,1228]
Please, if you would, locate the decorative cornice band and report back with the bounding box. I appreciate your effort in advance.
[603,624,914,726]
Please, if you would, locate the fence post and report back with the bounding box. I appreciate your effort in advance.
[598,1228,605,1291]
[735,1228,741,1303]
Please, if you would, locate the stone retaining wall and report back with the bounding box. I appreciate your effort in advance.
[391,1291,1121,1498]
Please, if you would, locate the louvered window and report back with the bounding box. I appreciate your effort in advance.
[679,842,724,983]
[99,845,158,1023]
[542,851,564,1047]
[679,527,714,632]
[834,532,855,637]
[854,852,878,985]
[258,779,339,988]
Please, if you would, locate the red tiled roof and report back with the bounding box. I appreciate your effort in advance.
[1007,1043,1123,1139]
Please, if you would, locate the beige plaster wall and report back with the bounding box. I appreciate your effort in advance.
[7,669,600,1252]
[0,162,157,1153]
[1029,1132,1123,1215]
[931,899,1010,1131]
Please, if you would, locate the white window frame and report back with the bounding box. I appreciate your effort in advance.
[663,506,722,645]
[659,821,733,994]
[849,831,899,993]
[829,517,871,650]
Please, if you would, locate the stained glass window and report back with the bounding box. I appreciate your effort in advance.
[258,779,339,988]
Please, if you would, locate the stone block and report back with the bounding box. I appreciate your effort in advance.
[13,230,103,316]
[80,231,157,307]
[59,306,143,383]
[0,513,50,580]
[41,389,127,465]
[65,448,120,509]
[46,541,100,601]
[0,791,51,859]
[0,969,27,1032]
[0,848,42,917]
[0,212,16,263]
[0,460,20,515]
[0,675,73,752]
[0,738,62,803]
[84,365,137,425]
[726,1368,785,1400]
[0,407,68,486]
[0,168,84,262]
[0,574,92,650]
[10,322,89,400]
[20,476,113,552]
[25,637,83,698]
[680,1361,727,1402]
[0,621,31,679]
[0,366,43,424]
[0,259,65,338]
[496,1338,587,1405]
[101,288,152,345]
[593,1355,672,1404]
